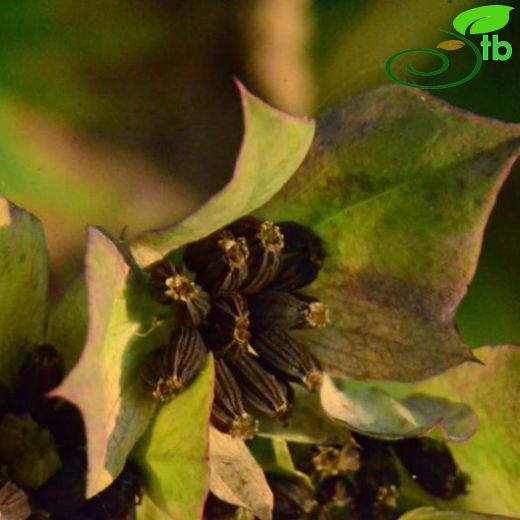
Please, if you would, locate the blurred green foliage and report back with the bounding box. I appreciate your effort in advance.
[0,0,518,346]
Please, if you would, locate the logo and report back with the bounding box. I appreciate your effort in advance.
[385,5,514,89]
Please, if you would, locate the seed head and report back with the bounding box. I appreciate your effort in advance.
[229,355,291,419]
[258,221,284,253]
[269,222,325,292]
[313,444,360,477]
[201,293,251,360]
[248,291,329,330]
[142,327,207,402]
[212,359,257,440]
[185,230,250,294]
[218,235,249,270]
[148,217,330,437]
[304,301,330,328]
[148,261,210,325]
[251,330,322,391]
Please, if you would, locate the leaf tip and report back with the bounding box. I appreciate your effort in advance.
[234,77,315,133]
[439,408,479,443]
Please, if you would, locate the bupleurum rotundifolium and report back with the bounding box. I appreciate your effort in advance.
[142,216,329,439]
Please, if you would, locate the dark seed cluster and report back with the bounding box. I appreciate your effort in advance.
[0,345,142,519]
[143,216,329,439]
[203,435,469,520]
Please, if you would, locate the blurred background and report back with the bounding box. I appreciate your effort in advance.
[0,0,518,347]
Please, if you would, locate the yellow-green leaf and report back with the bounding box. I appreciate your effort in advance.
[134,356,214,519]
[46,276,87,372]
[52,227,162,497]
[399,506,515,519]
[415,346,520,517]
[0,197,48,386]
[261,85,520,381]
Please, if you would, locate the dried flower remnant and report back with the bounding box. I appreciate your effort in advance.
[312,444,361,477]
[144,216,329,439]
[0,481,32,520]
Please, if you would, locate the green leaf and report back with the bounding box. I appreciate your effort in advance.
[457,170,520,347]
[259,388,356,446]
[260,85,520,381]
[210,427,273,520]
[399,506,516,519]
[51,227,164,497]
[414,346,520,517]
[319,375,476,441]
[136,495,172,520]
[130,81,315,268]
[248,437,313,489]
[46,276,87,372]
[453,5,514,35]
[0,196,48,386]
[133,355,214,519]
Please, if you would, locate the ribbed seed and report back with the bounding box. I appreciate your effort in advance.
[248,291,330,330]
[229,355,290,419]
[251,330,322,391]
[184,229,249,294]
[200,293,251,360]
[241,221,284,294]
[269,222,325,291]
[142,327,207,402]
[211,359,257,440]
[148,261,210,325]
[14,344,64,412]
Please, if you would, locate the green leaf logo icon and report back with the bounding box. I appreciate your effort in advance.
[453,5,514,35]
